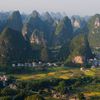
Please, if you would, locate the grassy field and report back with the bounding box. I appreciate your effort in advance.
[13,67,79,80]
[8,66,100,99]
[11,67,100,81]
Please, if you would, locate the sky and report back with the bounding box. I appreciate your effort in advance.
[0,0,100,16]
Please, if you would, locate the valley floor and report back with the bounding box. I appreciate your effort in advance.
[8,66,100,100]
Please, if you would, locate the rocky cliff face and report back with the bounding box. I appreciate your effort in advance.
[94,17,100,28]
[30,29,46,46]
[71,16,88,36]
[71,17,80,28]
[73,56,84,64]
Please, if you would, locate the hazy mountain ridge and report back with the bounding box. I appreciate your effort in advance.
[0,10,99,66]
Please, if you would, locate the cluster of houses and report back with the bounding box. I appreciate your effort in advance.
[0,74,17,89]
[12,62,37,67]
[88,54,100,67]
[0,75,8,86]
[12,61,58,68]
[0,75,7,81]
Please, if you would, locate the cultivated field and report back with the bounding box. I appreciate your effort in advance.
[12,67,100,80]
[9,66,100,99]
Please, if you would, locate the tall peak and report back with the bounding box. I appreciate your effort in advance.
[7,11,23,32]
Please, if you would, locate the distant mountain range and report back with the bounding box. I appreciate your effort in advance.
[0,10,99,66]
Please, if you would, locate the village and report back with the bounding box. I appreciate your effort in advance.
[88,53,100,68]
[0,51,99,100]
[11,53,100,69]
[12,61,58,68]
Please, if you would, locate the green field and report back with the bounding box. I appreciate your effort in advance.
[6,67,100,99]
[12,67,100,81]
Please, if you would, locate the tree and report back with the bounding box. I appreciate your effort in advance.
[55,81,66,94]
[41,47,48,62]
[0,96,12,100]
[1,87,18,96]
[13,93,24,100]
[78,93,86,100]
[25,94,45,100]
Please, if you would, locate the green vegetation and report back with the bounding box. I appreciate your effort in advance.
[0,11,100,100]
[66,34,92,64]
[0,28,32,66]
[25,94,45,100]
[88,14,100,48]
[0,67,100,100]
[55,16,73,46]
[0,11,95,65]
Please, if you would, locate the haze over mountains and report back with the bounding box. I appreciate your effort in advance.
[0,10,99,66]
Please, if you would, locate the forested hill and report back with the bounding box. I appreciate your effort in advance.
[0,10,99,66]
